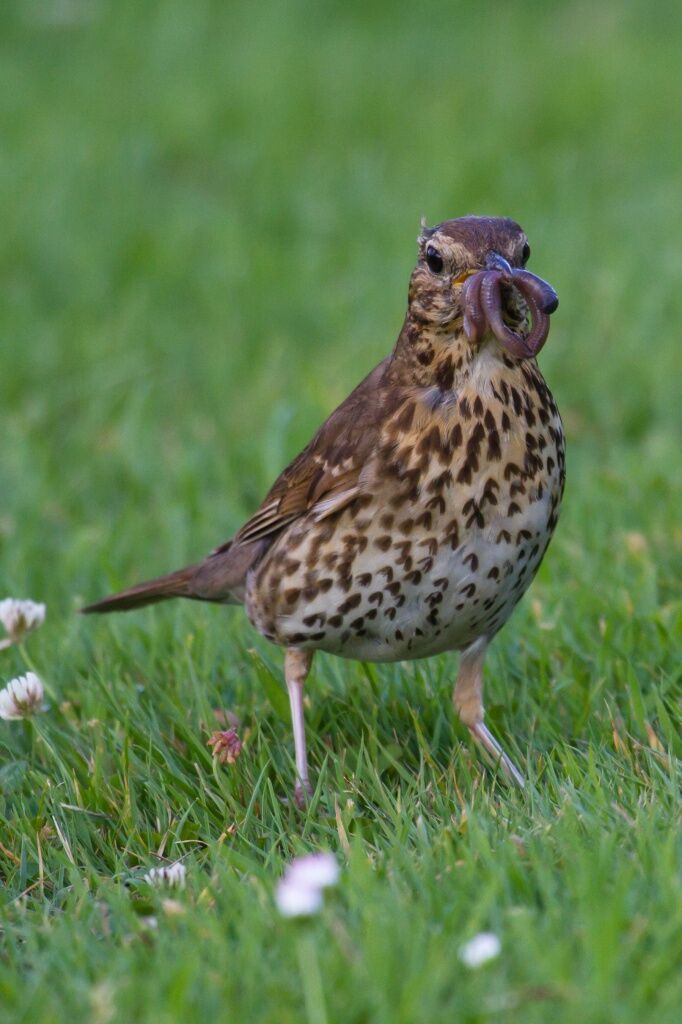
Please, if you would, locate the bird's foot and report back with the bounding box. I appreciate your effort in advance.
[469,722,526,788]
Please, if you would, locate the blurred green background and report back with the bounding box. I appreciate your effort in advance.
[0,1,680,1022]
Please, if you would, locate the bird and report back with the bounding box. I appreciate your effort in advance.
[83,215,565,801]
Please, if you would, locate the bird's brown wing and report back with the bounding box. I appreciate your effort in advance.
[190,356,396,602]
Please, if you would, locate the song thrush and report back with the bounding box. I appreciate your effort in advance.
[83,216,564,798]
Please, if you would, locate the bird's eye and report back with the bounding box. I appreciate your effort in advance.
[425,244,444,274]
[521,242,531,265]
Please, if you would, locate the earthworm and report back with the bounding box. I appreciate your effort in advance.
[461,263,558,358]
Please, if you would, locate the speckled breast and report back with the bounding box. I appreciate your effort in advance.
[245,358,565,662]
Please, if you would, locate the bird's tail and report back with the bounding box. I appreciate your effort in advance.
[80,565,200,614]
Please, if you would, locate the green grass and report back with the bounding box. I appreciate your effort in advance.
[1,0,681,1020]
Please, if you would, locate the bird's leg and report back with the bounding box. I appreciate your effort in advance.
[453,638,525,788]
[284,647,314,807]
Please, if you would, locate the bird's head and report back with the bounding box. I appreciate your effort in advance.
[408,216,558,360]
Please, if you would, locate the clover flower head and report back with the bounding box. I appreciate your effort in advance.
[0,598,46,644]
[207,728,242,764]
[0,672,45,720]
[143,861,187,889]
[459,932,501,968]
[275,852,339,918]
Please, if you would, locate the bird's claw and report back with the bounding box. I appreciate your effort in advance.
[469,721,526,788]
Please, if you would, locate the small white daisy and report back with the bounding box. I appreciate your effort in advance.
[143,861,187,889]
[0,598,46,646]
[459,932,501,968]
[0,672,45,720]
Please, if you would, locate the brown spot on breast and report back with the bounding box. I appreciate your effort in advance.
[486,429,501,461]
[481,478,500,507]
[462,498,484,529]
[415,510,432,530]
[450,423,463,448]
[428,469,452,492]
[444,519,460,549]
[374,535,392,552]
[426,494,446,513]
[435,357,454,390]
[457,461,473,485]
[284,588,301,605]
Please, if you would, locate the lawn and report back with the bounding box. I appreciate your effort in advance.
[0,1,680,1021]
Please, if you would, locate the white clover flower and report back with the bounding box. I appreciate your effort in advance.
[0,672,45,720]
[275,852,339,918]
[275,878,324,917]
[143,861,186,889]
[0,598,46,646]
[459,932,501,968]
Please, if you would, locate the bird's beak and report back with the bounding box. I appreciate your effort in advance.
[486,252,513,275]
[452,268,478,286]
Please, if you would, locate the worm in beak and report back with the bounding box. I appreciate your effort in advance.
[461,255,559,358]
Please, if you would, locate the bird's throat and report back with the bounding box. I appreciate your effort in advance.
[390,311,478,392]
